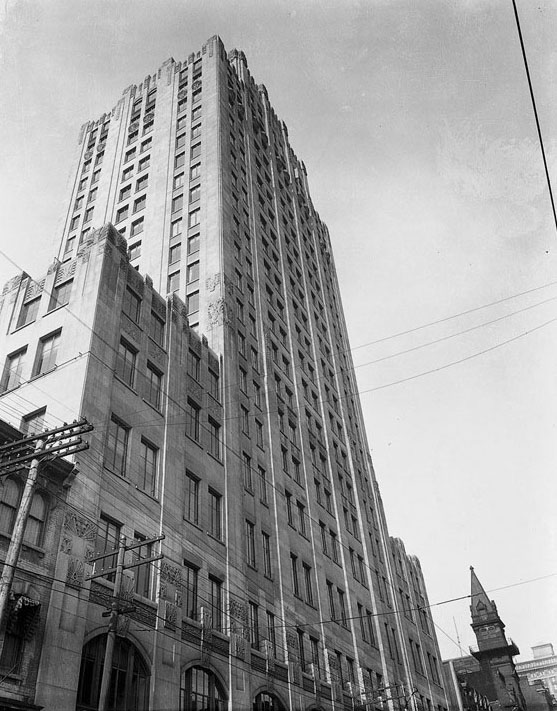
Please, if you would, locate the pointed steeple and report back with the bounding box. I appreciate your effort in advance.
[470,566,499,623]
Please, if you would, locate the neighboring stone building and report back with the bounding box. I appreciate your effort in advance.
[0,419,75,711]
[517,644,557,710]
[442,568,528,711]
[0,35,451,711]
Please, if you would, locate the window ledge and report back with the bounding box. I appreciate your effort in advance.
[141,398,163,416]
[207,452,223,466]
[206,533,225,547]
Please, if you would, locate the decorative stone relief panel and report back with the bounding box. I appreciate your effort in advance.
[64,511,97,541]
[66,557,85,589]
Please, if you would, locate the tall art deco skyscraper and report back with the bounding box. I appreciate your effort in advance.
[0,35,449,711]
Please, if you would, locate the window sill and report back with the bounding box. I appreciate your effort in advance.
[134,486,160,503]
[185,434,203,449]
[207,452,223,465]
[207,533,225,547]
[141,398,163,416]
[0,530,46,557]
[44,303,68,316]
[114,375,138,394]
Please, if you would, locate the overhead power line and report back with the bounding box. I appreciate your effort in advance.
[512,0,557,235]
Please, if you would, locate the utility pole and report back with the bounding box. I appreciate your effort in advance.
[87,533,164,711]
[0,418,92,635]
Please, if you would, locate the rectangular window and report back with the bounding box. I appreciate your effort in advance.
[128,242,141,261]
[243,452,252,491]
[186,261,199,283]
[190,163,201,180]
[303,563,314,606]
[266,611,277,657]
[183,562,198,620]
[123,287,141,322]
[149,312,165,346]
[133,533,152,598]
[1,348,26,392]
[187,349,200,380]
[209,489,222,540]
[175,152,185,169]
[48,280,72,311]
[105,415,129,476]
[168,271,180,293]
[184,471,199,524]
[255,420,264,449]
[338,588,348,627]
[141,137,152,153]
[189,185,200,203]
[248,601,259,649]
[297,502,307,537]
[262,531,272,577]
[172,194,183,213]
[241,405,250,435]
[188,234,200,255]
[191,143,201,160]
[171,218,182,238]
[21,408,46,436]
[116,205,129,223]
[133,195,147,212]
[145,362,162,409]
[138,155,150,172]
[130,217,144,237]
[173,173,184,189]
[246,520,256,567]
[176,133,186,150]
[17,297,40,329]
[189,209,200,228]
[116,338,137,387]
[186,291,199,316]
[290,553,300,597]
[326,580,336,619]
[209,576,223,632]
[34,330,61,376]
[139,439,158,497]
[136,174,148,192]
[119,185,132,202]
[208,369,220,400]
[191,123,201,140]
[208,418,221,459]
[186,399,200,441]
[96,515,121,583]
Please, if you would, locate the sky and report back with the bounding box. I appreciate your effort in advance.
[1,0,556,661]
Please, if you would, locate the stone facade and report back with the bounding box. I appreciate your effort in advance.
[0,36,451,711]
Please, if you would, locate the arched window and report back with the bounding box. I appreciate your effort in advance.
[0,479,20,534]
[253,692,286,711]
[181,666,226,711]
[24,492,46,546]
[76,634,150,710]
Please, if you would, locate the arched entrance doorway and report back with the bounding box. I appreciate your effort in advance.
[180,665,227,710]
[253,691,286,711]
[76,634,150,710]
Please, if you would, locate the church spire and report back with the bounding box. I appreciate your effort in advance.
[470,565,499,623]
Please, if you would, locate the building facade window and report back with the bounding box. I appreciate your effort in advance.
[116,338,137,387]
[262,531,272,578]
[96,515,121,582]
[183,563,198,620]
[209,489,222,540]
[123,287,141,322]
[208,418,220,459]
[105,416,129,476]
[185,399,200,441]
[145,363,162,409]
[48,280,72,311]
[209,576,223,632]
[139,440,158,497]
[184,471,199,524]
[34,331,61,376]
[17,298,40,329]
[245,520,256,567]
[1,348,26,392]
